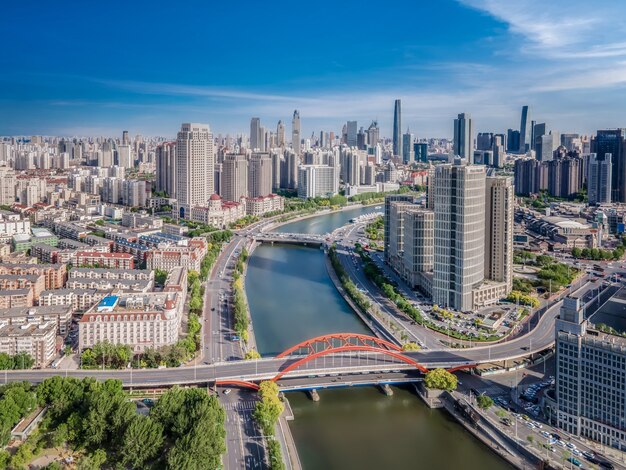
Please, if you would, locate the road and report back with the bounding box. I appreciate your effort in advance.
[220,388,266,470]
[203,233,247,363]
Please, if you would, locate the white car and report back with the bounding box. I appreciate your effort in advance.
[223,389,232,395]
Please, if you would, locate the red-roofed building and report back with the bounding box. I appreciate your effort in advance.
[74,251,134,269]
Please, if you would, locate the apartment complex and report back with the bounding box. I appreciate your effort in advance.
[78,267,187,352]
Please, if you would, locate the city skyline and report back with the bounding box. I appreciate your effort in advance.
[2,0,626,137]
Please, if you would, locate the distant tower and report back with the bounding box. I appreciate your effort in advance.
[519,105,531,153]
[402,129,415,164]
[346,121,357,147]
[393,100,402,156]
[122,130,129,145]
[453,113,473,160]
[277,120,285,147]
[250,117,261,151]
[292,110,301,154]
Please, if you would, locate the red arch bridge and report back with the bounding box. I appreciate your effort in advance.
[216,333,476,391]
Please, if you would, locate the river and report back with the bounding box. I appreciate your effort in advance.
[245,209,511,470]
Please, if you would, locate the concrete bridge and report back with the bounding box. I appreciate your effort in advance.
[254,232,329,246]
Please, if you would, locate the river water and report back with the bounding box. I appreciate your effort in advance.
[245,208,511,470]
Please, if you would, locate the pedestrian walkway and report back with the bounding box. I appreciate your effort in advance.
[223,400,258,412]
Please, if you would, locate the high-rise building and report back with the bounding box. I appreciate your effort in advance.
[402,131,415,164]
[156,142,176,198]
[384,194,414,262]
[453,113,473,160]
[507,129,520,153]
[592,129,626,202]
[519,105,531,153]
[122,130,129,145]
[292,110,301,154]
[414,142,428,163]
[367,121,379,148]
[277,120,286,147]
[221,154,248,202]
[248,153,272,197]
[116,144,133,168]
[387,201,416,269]
[297,165,338,198]
[484,176,514,292]
[537,131,560,162]
[346,121,357,147]
[432,162,485,311]
[476,133,493,151]
[533,123,546,152]
[393,100,402,157]
[555,294,626,449]
[400,208,434,289]
[271,152,281,190]
[250,117,261,151]
[587,153,612,205]
[175,123,214,219]
[513,158,540,196]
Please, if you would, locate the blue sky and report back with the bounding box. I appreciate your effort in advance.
[1,0,625,138]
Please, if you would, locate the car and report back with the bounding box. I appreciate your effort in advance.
[567,457,583,467]
[223,389,232,395]
[566,442,577,450]
[540,431,551,438]
[211,307,215,311]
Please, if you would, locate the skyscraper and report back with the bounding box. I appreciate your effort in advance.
[591,129,626,202]
[453,113,473,160]
[367,120,379,148]
[414,142,428,163]
[384,194,414,262]
[402,130,414,164]
[221,154,248,202]
[292,110,301,154]
[346,121,357,147]
[175,123,214,219]
[432,162,485,311]
[156,141,176,198]
[122,130,129,145]
[507,129,520,153]
[484,176,514,293]
[277,120,285,147]
[587,153,612,205]
[533,122,546,152]
[519,105,531,153]
[393,99,402,157]
[250,117,261,151]
[248,153,272,197]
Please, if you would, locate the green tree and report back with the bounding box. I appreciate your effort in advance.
[244,349,261,360]
[402,342,421,351]
[76,449,107,470]
[476,394,494,410]
[154,269,168,285]
[253,381,284,436]
[121,416,164,469]
[424,368,458,391]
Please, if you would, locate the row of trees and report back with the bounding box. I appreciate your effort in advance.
[253,381,285,470]
[231,248,251,341]
[81,342,132,369]
[31,378,226,469]
[572,245,625,261]
[0,352,35,370]
[328,246,372,314]
[506,291,540,308]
